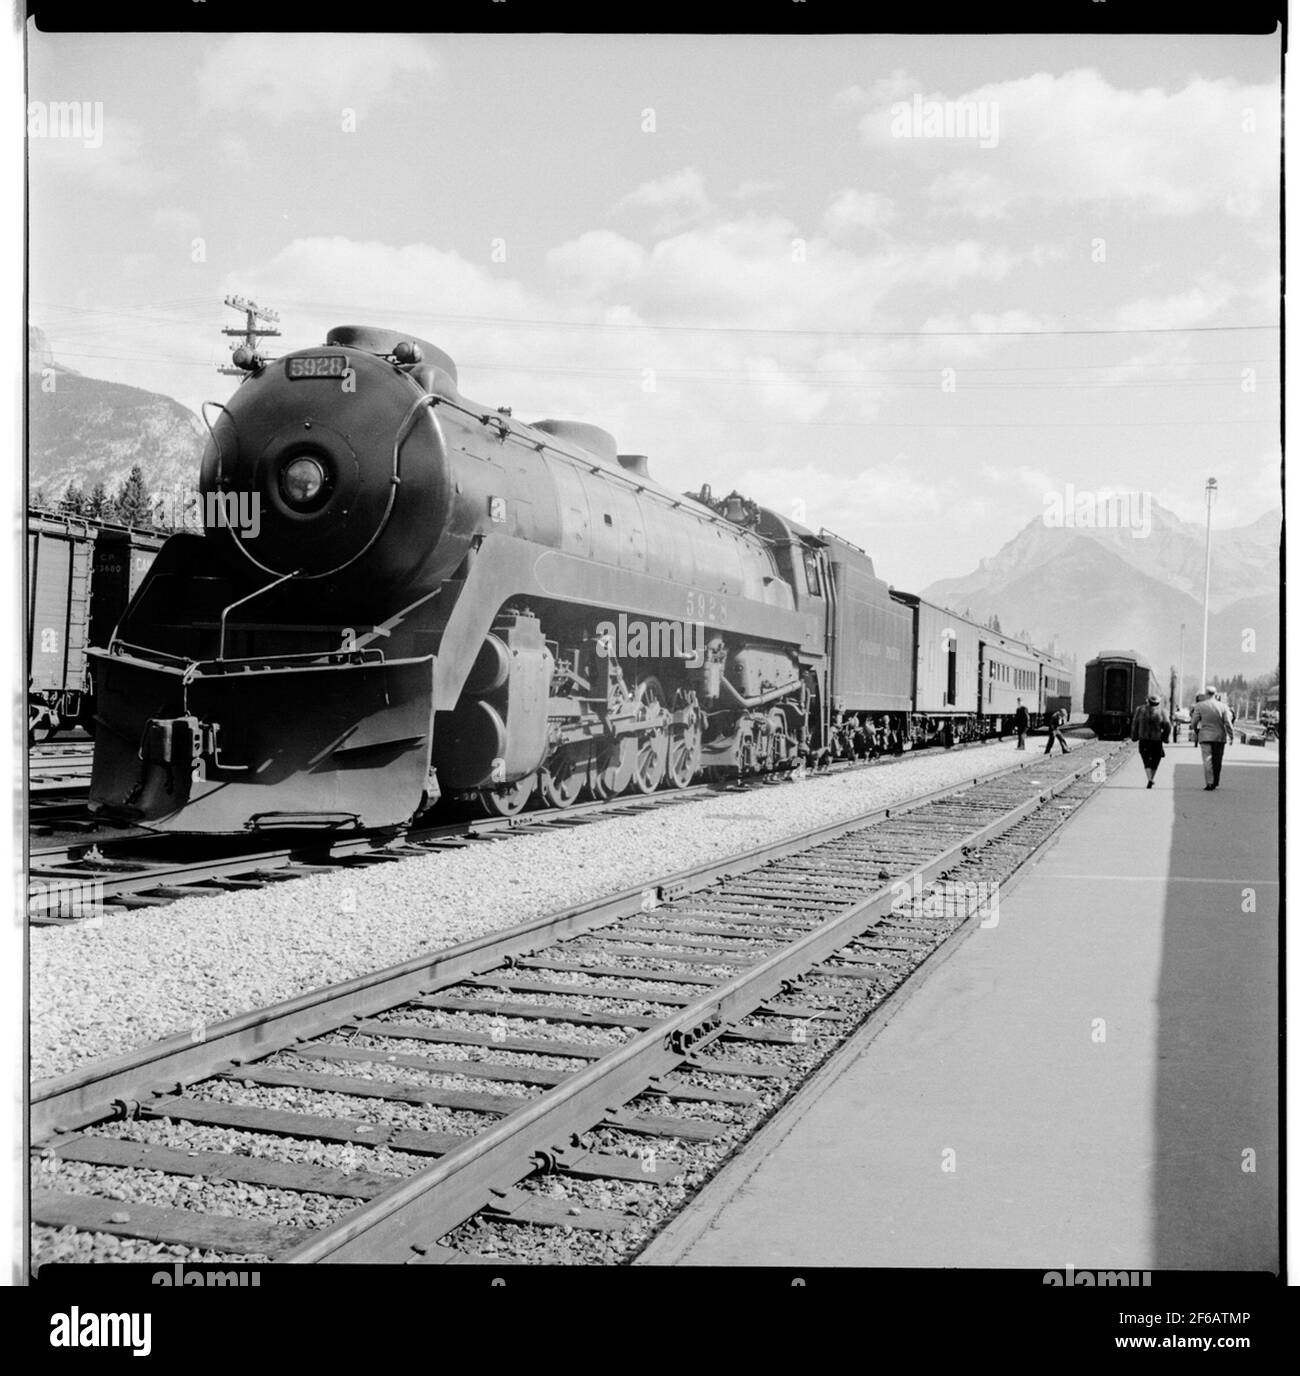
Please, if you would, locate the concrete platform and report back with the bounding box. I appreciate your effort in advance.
[642,742,1280,1271]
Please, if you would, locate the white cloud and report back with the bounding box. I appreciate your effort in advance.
[151,206,202,239]
[615,167,713,235]
[196,35,439,121]
[823,189,895,239]
[858,69,1281,220]
[734,178,782,200]
[979,463,1056,498]
[734,460,962,538]
[29,113,151,191]
[835,71,915,109]
[1111,281,1238,333]
[546,231,647,297]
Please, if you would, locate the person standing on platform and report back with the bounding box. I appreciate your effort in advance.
[1043,705,1070,754]
[1190,691,1207,747]
[1190,687,1232,790]
[1218,690,1237,742]
[1172,705,1190,743]
[1131,694,1171,788]
[1013,699,1029,750]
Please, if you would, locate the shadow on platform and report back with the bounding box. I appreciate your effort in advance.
[1153,753,1279,1270]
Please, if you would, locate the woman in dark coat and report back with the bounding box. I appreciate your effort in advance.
[1131,694,1171,788]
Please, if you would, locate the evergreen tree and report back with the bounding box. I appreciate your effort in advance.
[32,486,49,511]
[61,481,86,514]
[114,464,152,526]
[85,481,111,519]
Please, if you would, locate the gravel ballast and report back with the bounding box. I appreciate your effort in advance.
[31,740,1068,1080]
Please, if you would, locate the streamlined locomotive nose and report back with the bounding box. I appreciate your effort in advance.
[199,340,456,593]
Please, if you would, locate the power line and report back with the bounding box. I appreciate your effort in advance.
[771,416,1277,429]
[39,347,1281,387]
[266,302,1281,340]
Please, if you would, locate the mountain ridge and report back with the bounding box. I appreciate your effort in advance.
[28,326,206,503]
[921,499,1280,685]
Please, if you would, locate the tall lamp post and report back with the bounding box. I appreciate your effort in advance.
[1178,622,1186,710]
[1200,478,1218,693]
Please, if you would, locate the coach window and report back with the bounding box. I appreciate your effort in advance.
[803,549,822,596]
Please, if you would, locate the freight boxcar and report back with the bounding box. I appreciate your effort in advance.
[27,511,167,741]
[28,512,95,740]
[1084,650,1152,739]
[90,524,164,651]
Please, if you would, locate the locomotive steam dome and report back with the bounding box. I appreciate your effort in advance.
[199,325,458,594]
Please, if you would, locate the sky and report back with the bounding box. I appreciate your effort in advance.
[26,30,1282,591]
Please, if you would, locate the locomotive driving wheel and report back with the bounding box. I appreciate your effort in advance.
[479,772,537,818]
[538,748,584,809]
[587,736,634,800]
[629,677,668,794]
[666,694,703,789]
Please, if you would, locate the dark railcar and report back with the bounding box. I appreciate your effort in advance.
[28,512,169,740]
[90,524,165,651]
[820,530,912,714]
[1084,650,1152,738]
[28,512,95,739]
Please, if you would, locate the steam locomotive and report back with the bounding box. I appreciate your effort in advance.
[88,325,1071,834]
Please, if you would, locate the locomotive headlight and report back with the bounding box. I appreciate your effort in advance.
[281,456,326,507]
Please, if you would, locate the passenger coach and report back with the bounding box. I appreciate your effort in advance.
[1083,650,1153,739]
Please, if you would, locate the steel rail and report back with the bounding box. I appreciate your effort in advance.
[31,748,1078,1138]
[26,732,1032,913]
[282,755,1100,1263]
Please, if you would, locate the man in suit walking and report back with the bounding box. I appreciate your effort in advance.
[1189,687,1233,790]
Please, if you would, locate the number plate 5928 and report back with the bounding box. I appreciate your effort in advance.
[286,355,347,380]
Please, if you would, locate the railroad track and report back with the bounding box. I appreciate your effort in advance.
[26,730,1082,924]
[29,747,94,793]
[31,741,1130,1268]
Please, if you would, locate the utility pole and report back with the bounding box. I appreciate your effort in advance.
[1199,477,1217,691]
[1177,622,1185,709]
[219,295,280,376]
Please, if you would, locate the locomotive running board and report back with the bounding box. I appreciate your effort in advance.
[87,646,436,834]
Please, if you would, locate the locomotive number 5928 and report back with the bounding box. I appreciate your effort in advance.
[685,590,728,624]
